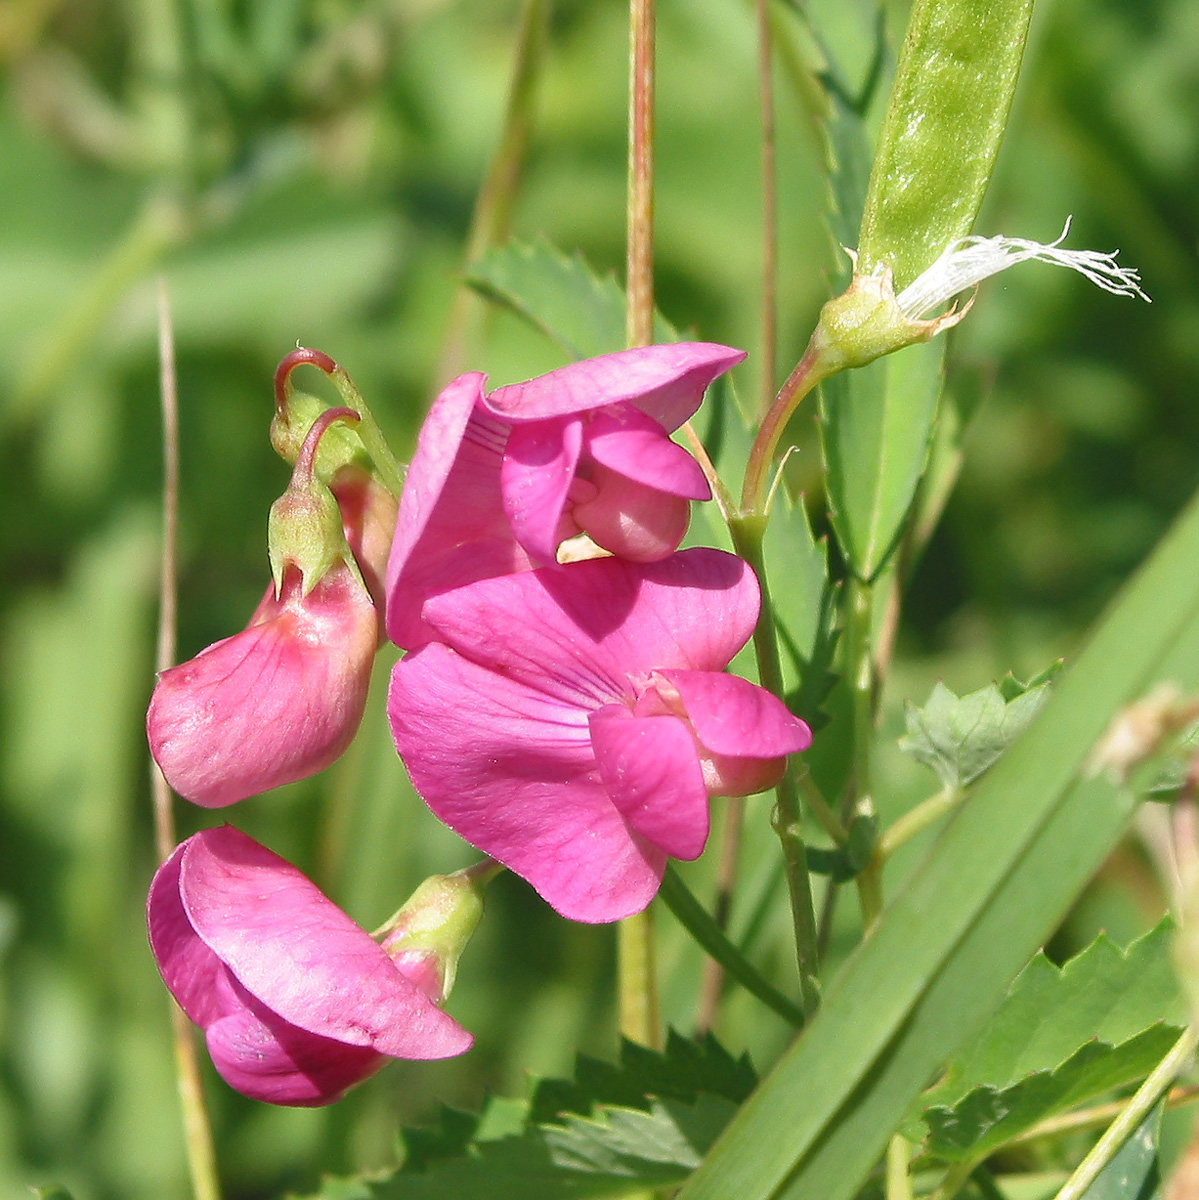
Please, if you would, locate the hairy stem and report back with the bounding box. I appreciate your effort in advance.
[153,279,223,1200]
[617,0,661,1055]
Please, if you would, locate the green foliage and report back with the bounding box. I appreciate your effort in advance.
[898,664,1061,790]
[912,923,1184,1162]
[677,490,1199,1200]
[298,1035,754,1200]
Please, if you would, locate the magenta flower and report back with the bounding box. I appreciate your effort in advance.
[384,343,744,649]
[388,548,810,923]
[147,562,377,807]
[148,826,473,1106]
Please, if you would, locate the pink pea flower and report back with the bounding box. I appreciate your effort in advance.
[149,407,381,808]
[148,564,377,807]
[388,548,811,923]
[385,343,745,649]
[148,826,473,1107]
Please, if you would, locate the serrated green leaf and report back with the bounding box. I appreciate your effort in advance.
[1079,1105,1162,1200]
[912,923,1184,1161]
[898,669,1057,789]
[306,1097,737,1200]
[465,239,676,362]
[530,1031,757,1125]
[295,1033,755,1200]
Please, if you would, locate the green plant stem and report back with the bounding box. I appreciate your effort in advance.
[618,0,661,1060]
[618,909,661,1048]
[660,867,805,1028]
[740,336,836,516]
[755,0,777,418]
[878,785,965,863]
[435,0,547,386]
[885,1135,915,1200]
[152,280,223,1200]
[729,515,821,1015]
[1051,1025,1198,1200]
[324,364,405,498]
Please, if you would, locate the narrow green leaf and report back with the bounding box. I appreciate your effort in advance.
[465,239,676,361]
[1078,1105,1162,1200]
[762,490,839,729]
[898,668,1058,789]
[857,0,1036,287]
[819,336,945,581]
[675,485,1199,1200]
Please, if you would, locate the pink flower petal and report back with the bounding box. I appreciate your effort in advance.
[204,991,385,1107]
[584,405,711,499]
[421,549,760,693]
[179,827,472,1060]
[147,843,239,1030]
[588,705,710,860]
[147,565,377,808]
[484,343,746,431]
[389,645,664,923]
[657,669,813,757]
[572,464,693,562]
[384,373,534,649]
[500,416,584,565]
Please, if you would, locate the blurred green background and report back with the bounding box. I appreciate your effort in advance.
[0,0,1195,1196]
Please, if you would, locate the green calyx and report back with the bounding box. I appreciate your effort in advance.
[271,389,375,481]
[376,868,490,1001]
[810,264,965,373]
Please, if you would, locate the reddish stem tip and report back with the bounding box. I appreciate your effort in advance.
[274,347,340,417]
[292,405,361,483]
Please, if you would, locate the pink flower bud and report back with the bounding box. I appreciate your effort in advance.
[148,827,472,1107]
[147,562,377,807]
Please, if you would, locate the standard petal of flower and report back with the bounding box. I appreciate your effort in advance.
[205,989,385,1107]
[179,827,472,1060]
[657,669,813,757]
[147,567,377,807]
[588,705,710,860]
[384,372,533,649]
[389,644,664,923]
[584,406,711,499]
[421,549,759,695]
[500,415,585,565]
[484,343,746,430]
